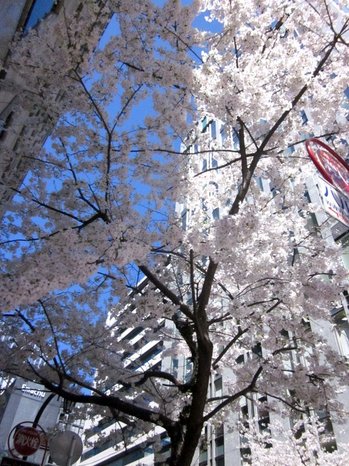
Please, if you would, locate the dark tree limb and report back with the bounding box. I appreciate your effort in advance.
[204,366,263,422]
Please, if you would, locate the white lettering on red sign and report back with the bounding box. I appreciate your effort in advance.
[13,427,41,456]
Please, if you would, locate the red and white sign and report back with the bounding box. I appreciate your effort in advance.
[13,427,41,456]
[317,176,349,227]
[306,138,349,196]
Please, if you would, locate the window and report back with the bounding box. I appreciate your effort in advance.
[185,357,192,381]
[317,409,337,453]
[211,120,217,139]
[207,182,218,197]
[300,109,308,125]
[232,128,240,148]
[124,327,143,341]
[215,424,224,448]
[251,342,262,358]
[199,425,208,463]
[172,358,179,378]
[212,208,220,220]
[214,376,223,397]
[333,308,349,357]
[181,208,188,230]
[201,116,209,133]
[257,396,270,434]
[236,353,244,364]
[240,446,251,464]
[220,125,227,144]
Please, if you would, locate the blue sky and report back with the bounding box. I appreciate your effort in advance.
[23,0,56,32]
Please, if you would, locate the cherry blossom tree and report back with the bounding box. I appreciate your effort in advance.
[242,416,349,465]
[1,1,349,465]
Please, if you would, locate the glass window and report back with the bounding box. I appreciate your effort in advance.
[317,409,337,453]
[214,376,223,396]
[300,109,308,125]
[236,354,244,364]
[220,125,227,144]
[211,120,217,139]
[207,182,218,197]
[232,128,240,148]
[333,308,349,357]
[181,209,188,230]
[252,342,262,357]
[211,157,218,168]
[213,208,220,220]
[255,177,263,191]
[201,116,208,133]
[172,358,179,378]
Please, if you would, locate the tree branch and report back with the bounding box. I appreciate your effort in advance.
[213,327,249,369]
[204,366,263,422]
[138,265,194,320]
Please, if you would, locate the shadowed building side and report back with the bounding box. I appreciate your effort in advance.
[0,0,110,217]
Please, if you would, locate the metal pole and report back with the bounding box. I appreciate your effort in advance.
[33,393,57,428]
[66,435,76,466]
[23,393,57,463]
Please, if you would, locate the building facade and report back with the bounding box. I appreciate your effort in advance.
[79,117,349,466]
[0,0,110,216]
[0,377,61,464]
[80,286,168,466]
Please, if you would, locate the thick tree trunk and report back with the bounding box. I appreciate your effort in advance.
[173,424,204,466]
[167,339,213,466]
[144,259,217,466]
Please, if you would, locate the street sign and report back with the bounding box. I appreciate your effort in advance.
[306,138,349,196]
[49,431,83,466]
[13,428,41,457]
[317,176,349,227]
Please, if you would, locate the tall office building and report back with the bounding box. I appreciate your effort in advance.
[0,0,110,216]
[79,116,349,466]
[80,279,169,466]
[181,118,349,465]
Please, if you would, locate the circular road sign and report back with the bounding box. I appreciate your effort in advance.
[305,138,349,196]
[49,431,83,466]
[13,427,41,456]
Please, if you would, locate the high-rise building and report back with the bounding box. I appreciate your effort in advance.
[0,0,110,216]
[79,117,349,466]
[180,118,349,464]
[80,279,169,466]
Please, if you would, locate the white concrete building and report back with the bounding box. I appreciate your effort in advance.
[79,117,349,466]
